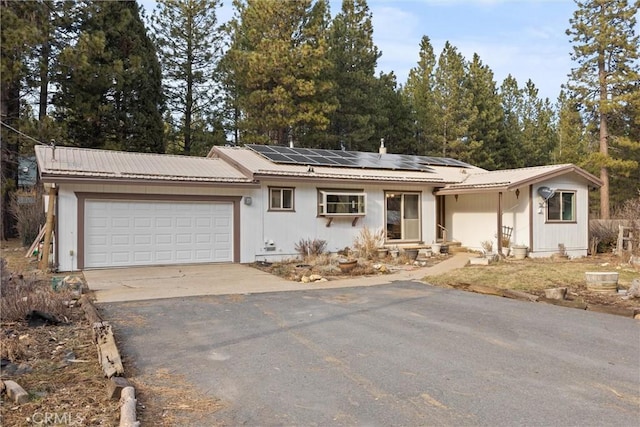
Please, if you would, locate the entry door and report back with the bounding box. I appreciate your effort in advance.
[385,192,421,241]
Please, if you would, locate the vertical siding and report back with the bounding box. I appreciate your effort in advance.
[444,189,530,252]
[259,181,436,261]
[531,178,590,257]
[54,181,436,271]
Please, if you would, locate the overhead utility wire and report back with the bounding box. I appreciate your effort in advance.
[0,121,51,147]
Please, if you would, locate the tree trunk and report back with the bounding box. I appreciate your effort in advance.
[598,45,609,219]
[1,79,21,240]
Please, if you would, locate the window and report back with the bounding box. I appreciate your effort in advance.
[269,187,294,211]
[547,191,575,222]
[318,190,366,216]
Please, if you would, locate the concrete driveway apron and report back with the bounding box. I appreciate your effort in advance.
[83,253,472,303]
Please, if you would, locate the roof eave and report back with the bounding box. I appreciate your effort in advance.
[39,175,260,188]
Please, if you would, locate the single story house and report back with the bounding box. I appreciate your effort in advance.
[34,143,602,272]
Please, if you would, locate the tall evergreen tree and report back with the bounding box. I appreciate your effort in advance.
[151,0,223,155]
[371,72,413,154]
[54,0,164,152]
[555,90,590,165]
[496,75,523,169]
[327,0,381,151]
[404,35,438,156]
[432,41,477,161]
[566,0,640,218]
[465,53,503,169]
[1,0,42,239]
[520,80,557,166]
[224,0,335,145]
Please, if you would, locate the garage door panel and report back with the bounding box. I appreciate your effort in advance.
[85,200,233,268]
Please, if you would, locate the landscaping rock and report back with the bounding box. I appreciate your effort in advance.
[544,287,567,300]
[309,274,323,282]
[301,276,311,283]
[628,279,640,298]
[3,380,29,404]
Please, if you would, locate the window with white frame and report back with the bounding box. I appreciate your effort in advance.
[269,187,294,211]
[318,190,366,216]
[547,191,575,222]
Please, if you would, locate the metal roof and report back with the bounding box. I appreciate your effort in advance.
[35,145,254,184]
[434,164,602,195]
[210,146,481,184]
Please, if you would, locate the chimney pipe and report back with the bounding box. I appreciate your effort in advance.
[379,138,387,154]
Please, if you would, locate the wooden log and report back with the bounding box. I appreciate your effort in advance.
[502,289,539,302]
[107,376,131,400]
[586,304,636,318]
[3,380,29,404]
[39,186,57,271]
[119,386,139,427]
[467,284,505,297]
[80,295,103,324]
[93,321,125,378]
[539,297,587,310]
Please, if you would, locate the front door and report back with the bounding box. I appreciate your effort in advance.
[385,192,421,242]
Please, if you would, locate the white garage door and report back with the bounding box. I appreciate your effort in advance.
[85,200,233,268]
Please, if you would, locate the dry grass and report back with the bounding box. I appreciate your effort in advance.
[426,256,640,312]
[352,226,385,260]
[130,368,224,426]
[1,260,74,323]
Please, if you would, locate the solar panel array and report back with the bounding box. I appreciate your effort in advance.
[246,144,471,172]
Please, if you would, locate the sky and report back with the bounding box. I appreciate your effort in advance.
[140,0,632,102]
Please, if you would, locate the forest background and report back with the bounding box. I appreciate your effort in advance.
[1,0,638,239]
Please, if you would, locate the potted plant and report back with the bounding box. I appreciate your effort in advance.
[337,257,358,272]
[500,235,511,257]
[481,240,495,259]
[512,244,528,260]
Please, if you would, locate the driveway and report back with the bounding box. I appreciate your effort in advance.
[83,254,471,302]
[101,282,640,426]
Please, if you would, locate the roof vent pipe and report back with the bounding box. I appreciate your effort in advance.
[289,134,294,148]
[379,138,387,154]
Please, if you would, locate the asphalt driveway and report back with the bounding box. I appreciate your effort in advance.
[102,282,640,426]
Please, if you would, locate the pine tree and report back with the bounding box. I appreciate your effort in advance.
[54,1,164,152]
[496,75,523,169]
[1,0,42,238]
[520,80,557,166]
[327,0,381,151]
[566,0,640,218]
[371,72,414,154]
[465,53,503,169]
[151,0,224,155]
[433,41,477,161]
[404,35,438,156]
[555,90,590,165]
[224,0,335,145]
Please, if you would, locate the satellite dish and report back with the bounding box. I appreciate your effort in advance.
[537,186,556,201]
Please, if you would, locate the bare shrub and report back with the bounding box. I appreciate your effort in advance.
[0,260,72,322]
[588,220,619,254]
[9,187,45,246]
[617,194,640,255]
[353,227,385,260]
[294,238,327,258]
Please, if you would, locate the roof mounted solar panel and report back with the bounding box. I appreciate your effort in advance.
[246,144,471,172]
